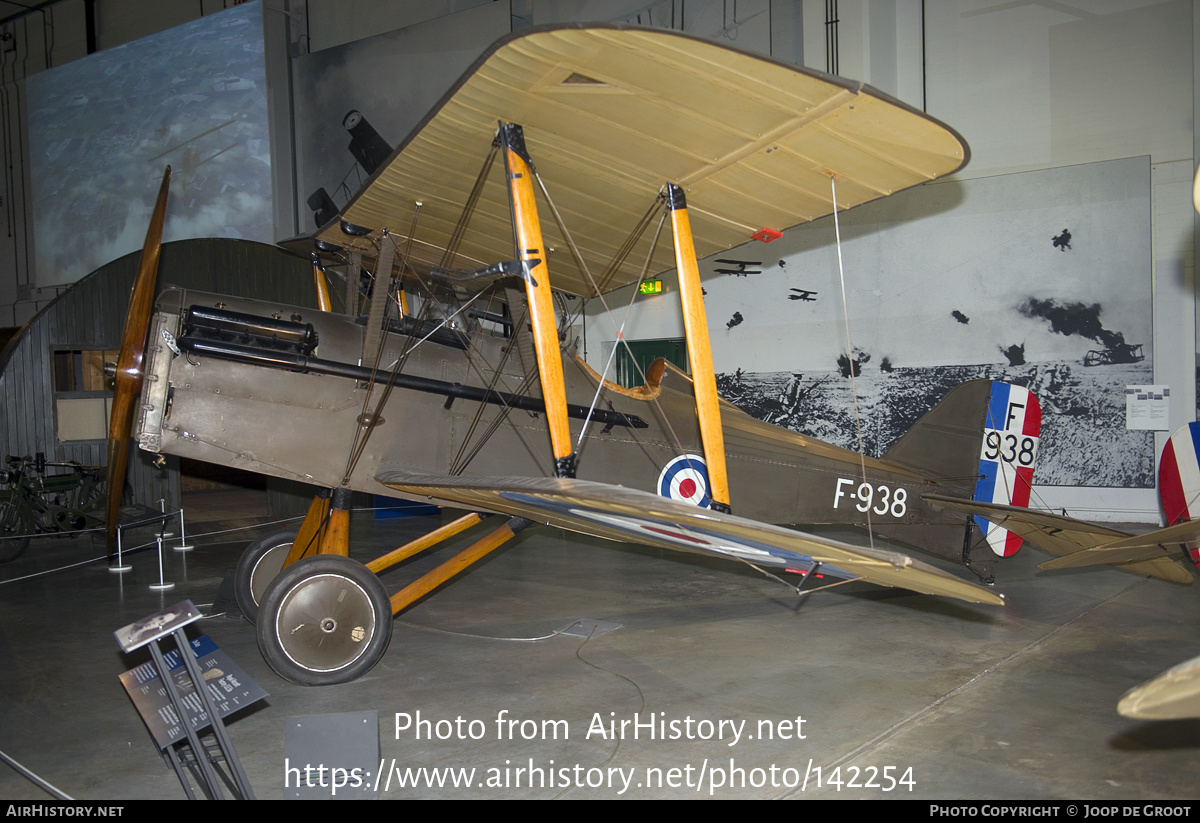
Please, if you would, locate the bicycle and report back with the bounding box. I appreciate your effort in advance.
[0,453,109,561]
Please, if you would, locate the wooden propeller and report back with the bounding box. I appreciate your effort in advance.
[106,167,171,555]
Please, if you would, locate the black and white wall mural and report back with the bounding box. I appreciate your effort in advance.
[707,156,1153,488]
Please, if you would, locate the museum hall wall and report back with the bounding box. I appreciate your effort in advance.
[0,0,1193,523]
[580,0,1199,523]
[0,237,317,508]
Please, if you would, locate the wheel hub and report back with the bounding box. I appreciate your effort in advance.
[275,573,376,672]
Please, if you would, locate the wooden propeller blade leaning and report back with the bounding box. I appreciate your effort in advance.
[106,167,172,555]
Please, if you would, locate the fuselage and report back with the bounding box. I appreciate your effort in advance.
[136,287,980,562]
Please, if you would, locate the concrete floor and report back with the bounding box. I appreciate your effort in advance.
[1,495,1198,800]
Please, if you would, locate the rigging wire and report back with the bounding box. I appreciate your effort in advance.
[396,274,551,477]
[343,282,500,483]
[339,231,399,484]
[529,174,701,465]
[830,173,875,551]
[440,143,498,270]
[448,299,537,476]
[340,145,507,483]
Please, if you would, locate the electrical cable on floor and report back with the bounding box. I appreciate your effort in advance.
[393,614,648,799]
[778,574,1152,799]
[552,624,648,799]
[394,619,585,643]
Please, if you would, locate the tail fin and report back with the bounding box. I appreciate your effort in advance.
[973,381,1041,557]
[884,380,1040,557]
[1158,422,1200,569]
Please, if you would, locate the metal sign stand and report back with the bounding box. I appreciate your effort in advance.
[116,601,262,800]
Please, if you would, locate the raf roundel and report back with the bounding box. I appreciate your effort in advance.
[658,454,712,508]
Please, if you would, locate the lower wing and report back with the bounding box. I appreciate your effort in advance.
[924,494,1197,584]
[376,471,1004,606]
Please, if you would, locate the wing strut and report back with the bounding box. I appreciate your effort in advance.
[284,487,331,566]
[346,250,362,314]
[387,516,531,614]
[366,512,488,574]
[311,254,332,312]
[500,123,576,478]
[361,231,397,366]
[319,487,353,556]
[666,184,731,513]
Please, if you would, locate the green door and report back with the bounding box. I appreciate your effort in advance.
[614,338,688,388]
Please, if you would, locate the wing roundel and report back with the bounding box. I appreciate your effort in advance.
[376,471,1004,606]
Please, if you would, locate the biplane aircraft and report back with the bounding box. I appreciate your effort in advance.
[714,259,762,277]
[102,24,1169,687]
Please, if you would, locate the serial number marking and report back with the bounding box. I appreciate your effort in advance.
[833,478,907,518]
[981,429,1038,467]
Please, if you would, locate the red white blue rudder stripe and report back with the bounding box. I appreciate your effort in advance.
[1158,422,1200,568]
[973,382,1041,557]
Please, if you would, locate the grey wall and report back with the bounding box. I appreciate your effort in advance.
[0,237,317,508]
[0,0,1194,523]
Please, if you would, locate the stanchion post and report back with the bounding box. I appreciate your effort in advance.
[173,508,193,552]
[149,536,174,591]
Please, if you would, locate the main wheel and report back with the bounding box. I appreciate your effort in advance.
[234,529,301,624]
[256,555,392,686]
[0,499,30,562]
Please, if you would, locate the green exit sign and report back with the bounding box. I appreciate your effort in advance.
[638,280,663,295]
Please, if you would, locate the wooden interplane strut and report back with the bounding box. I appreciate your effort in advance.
[311,256,332,312]
[500,123,576,478]
[666,184,731,512]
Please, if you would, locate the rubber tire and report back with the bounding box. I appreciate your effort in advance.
[256,555,393,686]
[234,529,300,625]
[0,500,30,562]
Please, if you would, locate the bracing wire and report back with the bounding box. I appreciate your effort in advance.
[830,174,875,551]
[530,173,699,463]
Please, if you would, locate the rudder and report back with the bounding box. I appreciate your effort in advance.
[882,379,1041,559]
[972,381,1041,557]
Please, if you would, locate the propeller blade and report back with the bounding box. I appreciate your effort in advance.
[106,167,171,554]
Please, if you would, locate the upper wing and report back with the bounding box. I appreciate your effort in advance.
[377,470,1003,606]
[924,494,1197,584]
[310,24,968,298]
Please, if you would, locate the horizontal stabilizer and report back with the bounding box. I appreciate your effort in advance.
[924,494,1195,584]
[1035,518,1200,569]
[377,471,1004,606]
